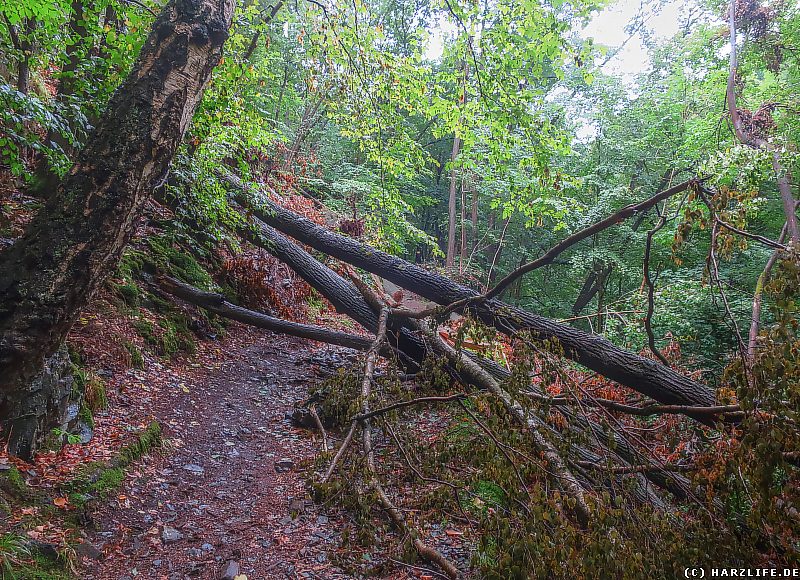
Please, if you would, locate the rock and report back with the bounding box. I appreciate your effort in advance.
[5,344,76,460]
[161,526,184,544]
[220,560,240,580]
[74,421,93,444]
[187,547,203,558]
[201,543,214,551]
[74,541,104,561]
[316,515,329,525]
[274,458,293,473]
[182,464,205,475]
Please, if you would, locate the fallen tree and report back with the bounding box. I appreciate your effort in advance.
[224,174,719,413]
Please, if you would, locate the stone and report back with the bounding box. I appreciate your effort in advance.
[74,541,103,561]
[274,458,293,473]
[5,344,76,460]
[220,560,240,580]
[182,463,205,474]
[161,526,184,544]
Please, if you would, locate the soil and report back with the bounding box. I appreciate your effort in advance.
[78,328,383,580]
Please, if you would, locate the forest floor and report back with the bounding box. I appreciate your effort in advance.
[2,318,471,579]
[79,327,360,580]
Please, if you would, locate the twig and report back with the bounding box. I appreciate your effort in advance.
[309,405,328,453]
[360,310,460,579]
[353,394,468,422]
[432,178,696,318]
[320,421,356,483]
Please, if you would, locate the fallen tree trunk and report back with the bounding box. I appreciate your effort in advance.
[224,175,718,414]
[158,276,373,351]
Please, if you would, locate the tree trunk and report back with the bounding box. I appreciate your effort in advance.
[16,18,34,94]
[230,178,718,414]
[0,0,235,456]
[445,134,461,269]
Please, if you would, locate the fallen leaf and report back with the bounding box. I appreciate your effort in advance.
[53,497,69,508]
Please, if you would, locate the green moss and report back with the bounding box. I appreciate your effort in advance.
[112,281,140,307]
[146,236,214,290]
[2,467,27,496]
[134,315,195,358]
[123,340,144,369]
[78,405,94,430]
[117,421,162,466]
[117,250,146,281]
[64,422,161,506]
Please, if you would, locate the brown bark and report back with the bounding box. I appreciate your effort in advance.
[0,0,235,446]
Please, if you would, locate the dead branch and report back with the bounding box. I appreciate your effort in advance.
[309,404,328,453]
[359,309,460,579]
[464,178,695,303]
[643,204,670,366]
[574,461,695,474]
[526,392,742,418]
[353,394,468,422]
[413,321,593,524]
[158,275,373,351]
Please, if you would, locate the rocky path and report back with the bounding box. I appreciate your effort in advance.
[81,331,361,580]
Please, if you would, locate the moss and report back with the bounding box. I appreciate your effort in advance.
[112,281,140,307]
[117,421,162,466]
[78,405,94,430]
[146,236,214,290]
[123,340,144,369]
[64,422,161,506]
[134,316,195,358]
[2,467,27,497]
[117,250,146,282]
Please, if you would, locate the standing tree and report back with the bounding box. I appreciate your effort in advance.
[0,0,235,458]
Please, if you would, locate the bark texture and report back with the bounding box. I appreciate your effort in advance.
[224,176,718,413]
[0,0,235,452]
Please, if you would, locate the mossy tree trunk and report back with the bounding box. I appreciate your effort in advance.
[0,0,235,457]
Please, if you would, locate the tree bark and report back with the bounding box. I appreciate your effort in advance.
[159,276,373,351]
[445,134,461,269]
[227,177,718,414]
[0,0,235,448]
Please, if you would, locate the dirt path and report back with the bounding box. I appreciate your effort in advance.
[81,330,357,580]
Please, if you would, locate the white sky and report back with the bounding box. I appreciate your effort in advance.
[580,0,685,80]
[426,0,686,79]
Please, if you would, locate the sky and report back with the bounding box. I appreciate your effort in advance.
[425,0,687,79]
[580,0,685,80]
